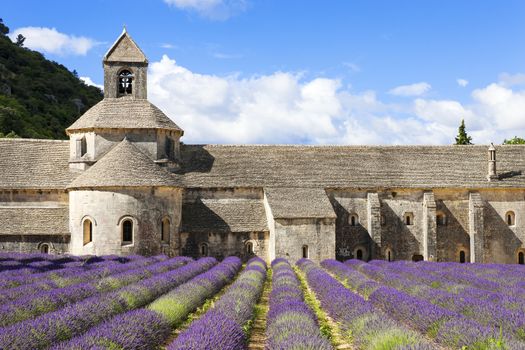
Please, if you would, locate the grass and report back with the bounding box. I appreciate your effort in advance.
[293,265,340,346]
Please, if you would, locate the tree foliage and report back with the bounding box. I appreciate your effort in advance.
[0,19,103,139]
[14,34,25,47]
[503,136,525,145]
[454,119,473,145]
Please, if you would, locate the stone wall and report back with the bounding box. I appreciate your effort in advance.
[0,235,69,254]
[273,218,335,263]
[69,187,181,256]
[103,62,147,99]
[180,231,269,262]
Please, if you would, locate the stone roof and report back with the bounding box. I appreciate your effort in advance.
[181,198,268,233]
[179,144,525,189]
[66,98,183,133]
[264,187,336,219]
[104,29,147,63]
[67,139,180,189]
[0,139,76,190]
[0,206,68,235]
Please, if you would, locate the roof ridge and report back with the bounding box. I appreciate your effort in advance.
[0,138,68,143]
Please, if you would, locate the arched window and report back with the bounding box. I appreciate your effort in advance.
[302,245,309,259]
[436,212,447,226]
[83,219,93,245]
[349,214,359,227]
[161,218,170,243]
[385,248,393,262]
[122,219,133,244]
[459,250,466,263]
[40,243,49,254]
[246,241,254,255]
[380,215,386,226]
[404,212,414,226]
[506,211,516,226]
[518,251,524,265]
[118,70,133,95]
[199,243,209,257]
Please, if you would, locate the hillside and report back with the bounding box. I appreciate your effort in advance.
[0,19,102,139]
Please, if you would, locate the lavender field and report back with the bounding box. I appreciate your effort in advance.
[0,253,524,350]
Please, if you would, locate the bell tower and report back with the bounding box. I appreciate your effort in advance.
[103,27,148,99]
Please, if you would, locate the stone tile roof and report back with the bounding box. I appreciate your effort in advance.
[66,98,183,133]
[181,198,268,233]
[67,139,180,189]
[179,144,525,189]
[0,139,77,190]
[104,29,147,63]
[0,206,68,235]
[264,187,336,219]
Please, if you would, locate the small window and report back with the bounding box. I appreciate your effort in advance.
[40,244,49,254]
[404,212,414,226]
[83,219,93,245]
[436,213,447,226]
[165,137,174,159]
[380,214,386,226]
[122,219,133,244]
[506,211,516,226]
[356,249,363,260]
[80,137,87,157]
[161,218,170,243]
[246,241,254,255]
[349,214,359,226]
[118,70,133,95]
[518,251,524,265]
[302,245,309,259]
[459,250,466,263]
[199,243,209,257]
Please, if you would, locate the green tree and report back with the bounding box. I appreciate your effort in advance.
[15,34,25,47]
[454,119,473,145]
[0,131,19,138]
[0,19,9,35]
[503,136,525,145]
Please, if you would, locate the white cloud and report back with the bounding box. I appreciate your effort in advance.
[498,72,525,87]
[163,0,247,20]
[457,78,469,87]
[388,82,431,97]
[148,55,525,145]
[343,62,361,73]
[80,76,103,90]
[9,27,97,56]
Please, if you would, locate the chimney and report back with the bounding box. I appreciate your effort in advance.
[487,143,497,181]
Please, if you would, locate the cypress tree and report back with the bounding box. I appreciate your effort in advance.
[454,119,473,145]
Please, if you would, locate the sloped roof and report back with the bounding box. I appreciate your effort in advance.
[0,139,77,190]
[67,139,180,189]
[0,206,68,235]
[181,198,268,233]
[104,29,147,63]
[66,98,183,133]
[179,144,525,189]
[264,187,336,219]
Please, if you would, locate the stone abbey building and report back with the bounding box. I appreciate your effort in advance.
[1,30,525,264]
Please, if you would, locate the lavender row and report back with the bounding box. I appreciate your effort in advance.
[0,254,167,304]
[347,260,525,342]
[299,259,437,350]
[0,257,217,350]
[324,259,521,349]
[265,258,331,350]
[169,257,267,350]
[52,257,242,350]
[0,254,156,291]
[0,256,191,327]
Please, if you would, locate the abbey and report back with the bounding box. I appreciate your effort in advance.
[1,30,525,264]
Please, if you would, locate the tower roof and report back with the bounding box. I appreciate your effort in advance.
[66,97,183,134]
[67,139,180,189]
[104,28,147,64]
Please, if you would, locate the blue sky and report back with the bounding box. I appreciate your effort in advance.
[3,0,525,144]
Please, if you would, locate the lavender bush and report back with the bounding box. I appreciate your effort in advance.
[0,257,216,350]
[265,258,331,350]
[168,257,267,350]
